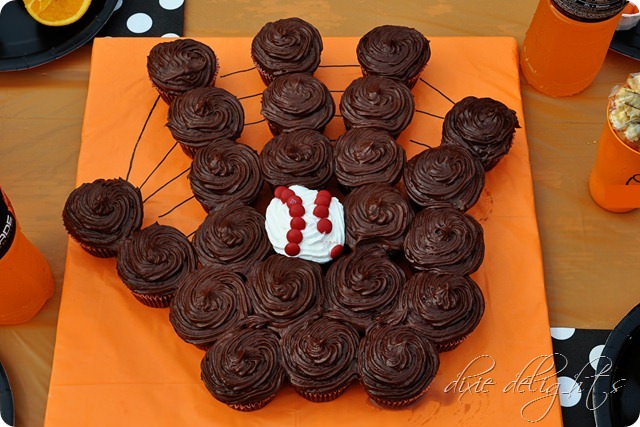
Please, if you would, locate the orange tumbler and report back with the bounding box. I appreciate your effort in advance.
[521,0,625,97]
[0,187,54,325]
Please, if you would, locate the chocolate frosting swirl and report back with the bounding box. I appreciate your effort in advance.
[147,39,218,103]
[116,223,197,296]
[404,206,484,275]
[358,323,439,407]
[340,75,415,137]
[251,17,323,84]
[62,178,143,257]
[441,96,520,171]
[169,266,249,349]
[403,144,485,211]
[192,203,271,275]
[280,315,360,399]
[189,140,263,212]
[343,183,414,252]
[334,128,406,188]
[356,25,430,87]
[201,326,284,411]
[397,271,484,352]
[259,129,334,188]
[167,87,244,156]
[246,254,324,330]
[260,73,335,135]
[325,244,405,331]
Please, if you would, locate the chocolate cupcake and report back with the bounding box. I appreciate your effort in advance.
[334,128,405,189]
[260,73,335,136]
[343,183,413,252]
[340,75,415,138]
[62,178,143,258]
[147,38,219,104]
[356,25,431,88]
[398,271,485,352]
[403,144,485,211]
[201,326,285,411]
[169,266,249,350]
[192,203,271,275]
[116,223,197,308]
[167,87,244,157]
[403,206,484,275]
[246,254,324,332]
[189,140,263,212]
[324,244,405,331]
[280,314,360,402]
[441,96,520,171]
[251,17,323,85]
[358,323,439,408]
[259,129,334,189]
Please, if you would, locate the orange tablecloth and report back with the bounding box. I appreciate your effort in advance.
[44,37,562,426]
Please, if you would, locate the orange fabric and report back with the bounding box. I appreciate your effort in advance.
[44,37,562,426]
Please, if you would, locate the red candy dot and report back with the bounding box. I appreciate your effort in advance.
[286,229,303,243]
[285,242,300,256]
[290,216,306,230]
[313,205,329,218]
[274,186,287,199]
[315,195,331,207]
[279,188,294,202]
[289,204,305,217]
[317,218,333,234]
[286,195,303,207]
[330,244,343,259]
[317,190,332,200]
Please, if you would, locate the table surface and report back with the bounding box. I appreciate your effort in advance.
[1,1,639,426]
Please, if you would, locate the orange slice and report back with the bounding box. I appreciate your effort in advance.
[24,0,91,26]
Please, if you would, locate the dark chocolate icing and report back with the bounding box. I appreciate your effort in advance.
[343,182,414,252]
[147,38,218,104]
[357,323,439,408]
[192,203,271,275]
[259,129,334,189]
[356,25,430,88]
[441,96,520,171]
[62,178,143,258]
[403,206,484,275]
[260,73,335,136]
[189,140,263,212]
[340,75,415,137]
[334,127,406,189]
[251,17,323,84]
[169,266,249,349]
[403,144,485,211]
[167,87,244,157]
[201,326,285,411]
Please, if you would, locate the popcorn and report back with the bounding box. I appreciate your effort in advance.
[609,73,640,150]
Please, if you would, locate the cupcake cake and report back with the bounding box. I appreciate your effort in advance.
[201,326,285,411]
[166,87,245,157]
[259,129,334,189]
[356,25,431,88]
[192,203,271,276]
[189,140,263,212]
[116,222,198,308]
[343,182,413,252]
[260,73,335,136]
[280,314,360,402]
[340,75,415,137]
[62,178,144,258]
[251,17,323,85]
[441,95,520,171]
[147,38,219,104]
[334,127,406,189]
[169,266,249,350]
[403,144,485,211]
[358,323,440,408]
[403,206,484,275]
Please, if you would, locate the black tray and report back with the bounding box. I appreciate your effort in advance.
[611,24,640,59]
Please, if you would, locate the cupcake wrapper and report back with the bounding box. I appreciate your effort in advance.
[435,335,467,353]
[152,53,220,105]
[369,385,429,409]
[179,142,199,159]
[227,394,276,411]
[251,57,276,86]
[359,66,424,90]
[79,243,117,258]
[130,290,174,308]
[294,384,349,403]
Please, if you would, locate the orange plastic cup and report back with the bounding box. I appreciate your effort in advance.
[521,0,624,97]
[589,114,640,213]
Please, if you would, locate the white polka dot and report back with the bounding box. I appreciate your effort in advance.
[589,344,605,370]
[162,33,180,38]
[550,327,576,340]
[557,376,582,408]
[159,0,183,10]
[127,13,153,34]
[114,0,123,10]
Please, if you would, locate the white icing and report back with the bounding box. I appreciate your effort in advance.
[265,185,345,264]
